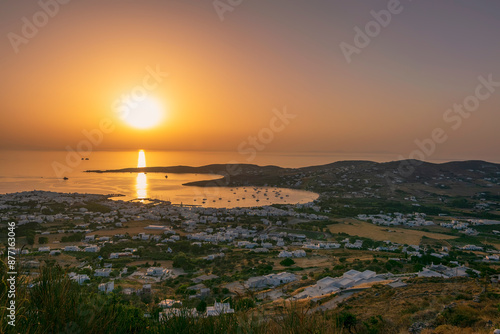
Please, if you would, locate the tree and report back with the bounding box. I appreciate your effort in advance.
[26,232,35,246]
[38,237,48,244]
[280,258,295,267]
[235,297,255,311]
[465,269,478,278]
[338,311,357,333]
[196,300,207,313]
[173,253,194,271]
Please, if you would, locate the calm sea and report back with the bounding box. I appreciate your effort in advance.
[0,150,398,207]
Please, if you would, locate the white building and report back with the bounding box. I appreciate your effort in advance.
[147,267,168,277]
[462,244,483,251]
[245,272,297,289]
[206,302,234,316]
[98,281,114,294]
[292,250,306,258]
[71,274,90,285]
[293,270,381,300]
[94,268,112,277]
[158,299,182,309]
[278,250,293,258]
[109,252,133,259]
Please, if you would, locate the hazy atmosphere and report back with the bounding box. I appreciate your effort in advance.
[2,0,500,161]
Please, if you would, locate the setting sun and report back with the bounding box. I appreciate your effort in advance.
[122,96,164,129]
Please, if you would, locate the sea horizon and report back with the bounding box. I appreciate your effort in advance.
[2,149,499,176]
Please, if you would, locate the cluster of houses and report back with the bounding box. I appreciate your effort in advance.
[278,250,306,258]
[5,190,500,316]
[439,220,478,236]
[9,191,496,265]
[417,264,480,278]
[0,191,326,232]
[358,212,434,227]
[357,213,498,239]
[159,301,234,320]
[31,245,100,254]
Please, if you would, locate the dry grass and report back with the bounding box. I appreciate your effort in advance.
[273,255,333,271]
[328,219,456,245]
[89,220,174,237]
[128,260,173,267]
[336,278,500,334]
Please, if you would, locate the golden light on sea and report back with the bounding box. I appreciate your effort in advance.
[137,150,146,168]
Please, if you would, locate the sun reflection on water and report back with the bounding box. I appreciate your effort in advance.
[136,172,147,199]
[136,150,147,199]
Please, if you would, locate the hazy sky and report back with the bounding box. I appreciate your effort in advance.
[1,0,500,161]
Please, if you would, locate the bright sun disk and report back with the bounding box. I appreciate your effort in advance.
[121,96,164,129]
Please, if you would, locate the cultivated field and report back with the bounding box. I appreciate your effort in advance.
[328,219,456,245]
[273,255,333,271]
[89,220,175,237]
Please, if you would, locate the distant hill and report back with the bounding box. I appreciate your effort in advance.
[86,160,500,198]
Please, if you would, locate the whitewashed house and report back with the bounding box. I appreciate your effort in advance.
[147,267,168,277]
[206,302,234,316]
[98,281,114,294]
[278,250,293,258]
[84,246,100,252]
[94,268,112,277]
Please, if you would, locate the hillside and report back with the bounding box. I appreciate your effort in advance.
[86,159,500,200]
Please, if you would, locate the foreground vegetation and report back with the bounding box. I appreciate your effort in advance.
[2,260,500,334]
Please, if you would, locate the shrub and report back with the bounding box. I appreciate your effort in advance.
[280,258,295,267]
[439,305,480,328]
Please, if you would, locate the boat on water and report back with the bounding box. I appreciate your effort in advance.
[165,175,168,178]
[63,177,68,180]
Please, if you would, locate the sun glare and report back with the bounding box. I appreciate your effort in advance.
[137,150,146,168]
[136,172,147,199]
[122,96,164,129]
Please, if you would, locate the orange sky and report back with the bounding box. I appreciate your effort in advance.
[1,1,500,161]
